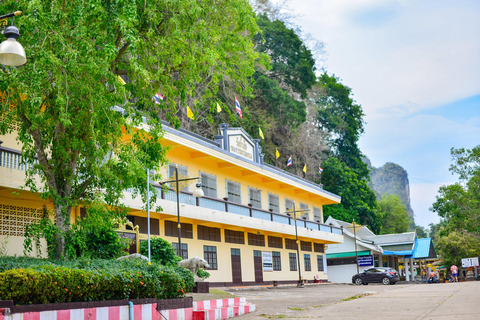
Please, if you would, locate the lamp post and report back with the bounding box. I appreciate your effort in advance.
[0,11,26,66]
[286,203,309,288]
[347,220,363,275]
[159,165,204,257]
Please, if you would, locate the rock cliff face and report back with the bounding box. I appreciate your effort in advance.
[369,162,414,221]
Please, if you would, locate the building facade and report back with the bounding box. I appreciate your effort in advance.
[0,123,344,286]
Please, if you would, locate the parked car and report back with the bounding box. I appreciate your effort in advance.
[352,267,400,285]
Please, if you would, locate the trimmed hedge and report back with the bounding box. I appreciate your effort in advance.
[0,257,194,305]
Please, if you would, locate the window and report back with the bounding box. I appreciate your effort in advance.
[300,241,312,252]
[285,198,294,214]
[313,207,322,222]
[268,193,280,213]
[299,203,309,219]
[200,172,217,198]
[304,254,311,271]
[226,180,241,204]
[289,252,297,271]
[272,251,281,271]
[314,243,324,253]
[248,233,265,246]
[225,229,245,244]
[285,238,297,250]
[327,257,357,266]
[268,236,283,249]
[203,246,217,269]
[126,215,159,235]
[248,187,262,209]
[172,243,188,260]
[198,225,221,242]
[317,255,324,271]
[168,163,189,191]
[164,220,193,238]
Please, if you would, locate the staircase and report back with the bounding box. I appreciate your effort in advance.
[193,297,255,320]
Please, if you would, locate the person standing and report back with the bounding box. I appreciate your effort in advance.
[450,264,458,282]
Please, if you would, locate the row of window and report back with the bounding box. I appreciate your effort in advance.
[128,216,326,252]
[167,164,323,221]
[169,243,325,273]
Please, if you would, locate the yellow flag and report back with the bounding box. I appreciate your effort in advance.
[187,106,195,120]
[303,163,307,173]
[216,102,222,113]
[276,149,280,159]
[117,75,126,85]
[259,128,265,139]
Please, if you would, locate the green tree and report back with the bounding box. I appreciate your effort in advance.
[316,73,369,179]
[0,0,261,258]
[431,146,480,237]
[435,231,480,267]
[377,194,411,234]
[321,157,380,233]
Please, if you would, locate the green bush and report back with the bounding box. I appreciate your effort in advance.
[140,237,181,266]
[0,257,189,305]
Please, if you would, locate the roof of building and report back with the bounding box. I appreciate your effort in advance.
[406,238,437,259]
[365,232,416,245]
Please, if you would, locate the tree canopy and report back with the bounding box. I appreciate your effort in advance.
[377,194,411,234]
[0,0,261,258]
[430,146,480,265]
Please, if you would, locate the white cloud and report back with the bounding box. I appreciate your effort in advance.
[410,182,447,228]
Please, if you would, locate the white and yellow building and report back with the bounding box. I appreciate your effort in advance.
[0,123,344,286]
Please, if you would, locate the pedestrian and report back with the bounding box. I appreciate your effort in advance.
[428,271,438,283]
[450,264,458,282]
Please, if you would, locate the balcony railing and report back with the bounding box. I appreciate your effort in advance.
[128,186,343,236]
[0,146,38,171]
[0,146,343,236]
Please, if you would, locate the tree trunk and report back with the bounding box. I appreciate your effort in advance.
[55,203,71,259]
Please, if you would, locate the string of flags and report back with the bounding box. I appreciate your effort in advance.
[151,92,324,176]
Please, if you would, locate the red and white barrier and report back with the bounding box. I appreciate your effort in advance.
[0,298,255,320]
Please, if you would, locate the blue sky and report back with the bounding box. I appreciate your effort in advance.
[286,0,480,228]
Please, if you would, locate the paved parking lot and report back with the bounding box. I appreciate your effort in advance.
[224,281,480,319]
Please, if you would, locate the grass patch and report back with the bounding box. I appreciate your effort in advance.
[208,289,236,299]
[260,314,289,318]
[287,307,306,311]
[342,294,364,301]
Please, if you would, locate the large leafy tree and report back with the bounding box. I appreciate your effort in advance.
[0,0,260,258]
[431,146,480,264]
[321,157,380,233]
[316,73,369,179]
[377,194,411,234]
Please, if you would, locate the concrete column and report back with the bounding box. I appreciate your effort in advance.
[410,258,415,281]
[405,258,410,282]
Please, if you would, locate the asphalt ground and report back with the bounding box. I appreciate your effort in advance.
[219,281,480,319]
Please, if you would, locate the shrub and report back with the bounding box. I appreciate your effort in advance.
[140,237,181,266]
[0,257,189,305]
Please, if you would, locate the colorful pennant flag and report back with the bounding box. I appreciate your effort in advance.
[235,96,242,119]
[319,166,323,175]
[287,156,292,167]
[153,93,164,105]
[187,106,195,120]
[303,163,307,173]
[216,102,222,113]
[276,149,280,159]
[259,128,264,139]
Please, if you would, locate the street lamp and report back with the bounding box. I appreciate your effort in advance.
[0,11,26,66]
[347,220,363,275]
[159,165,204,258]
[286,203,309,288]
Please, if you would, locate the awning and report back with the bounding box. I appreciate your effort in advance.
[326,250,371,258]
[382,250,413,256]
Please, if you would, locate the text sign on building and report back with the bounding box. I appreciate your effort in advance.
[461,257,479,268]
[357,255,373,267]
[228,134,254,161]
[262,251,273,272]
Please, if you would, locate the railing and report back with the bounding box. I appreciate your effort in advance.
[141,187,344,236]
[0,145,343,236]
[0,146,38,171]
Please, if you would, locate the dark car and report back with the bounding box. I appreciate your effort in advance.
[352,267,400,285]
